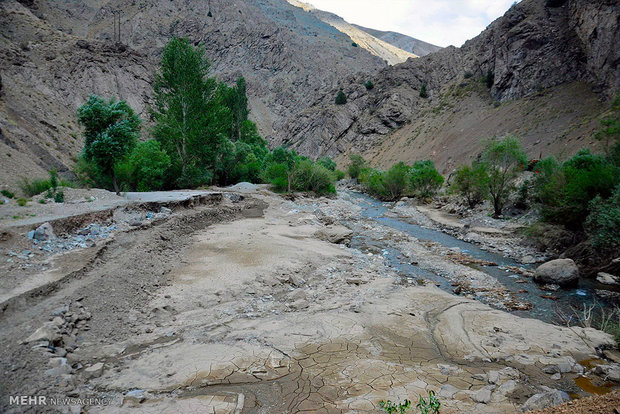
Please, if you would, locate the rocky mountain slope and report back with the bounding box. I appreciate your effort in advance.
[286,0,418,65]
[353,24,443,57]
[0,0,399,188]
[275,0,620,171]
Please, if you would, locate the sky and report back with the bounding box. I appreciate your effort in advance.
[306,0,518,47]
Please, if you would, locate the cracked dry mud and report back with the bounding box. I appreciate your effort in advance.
[0,188,615,413]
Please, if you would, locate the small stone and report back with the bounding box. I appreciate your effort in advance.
[439,384,459,398]
[551,373,561,380]
[51,317,65,327]
[83,362,104,379]
[488,371,500,384]
[48,357,67,368]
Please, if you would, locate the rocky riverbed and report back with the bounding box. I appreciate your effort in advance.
[0,185,618,413]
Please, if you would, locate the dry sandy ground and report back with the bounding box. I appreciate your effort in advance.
[0,188,616,413]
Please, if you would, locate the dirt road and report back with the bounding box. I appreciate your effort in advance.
[0,187,615,413]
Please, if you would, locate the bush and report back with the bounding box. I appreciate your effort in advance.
[335,90,348,105]
[335,169,345,181]
[1,189,14,199]
[54,191,65,203]
[452,163,489,208]
[483,69,495,88]
[364,81,374,90]
[419,83,428,99]
[535,150,619,228]
[20,178,52,197]
[17,198,27,206]
[317,156,337,171]
[586,185,620,253]
[383,162,410,200]
[352,42,358,47]
[294,159,336,195]
[116,140,171,191]
[409,160,444,198]
[348,154,367,179]
[464,71,473,79]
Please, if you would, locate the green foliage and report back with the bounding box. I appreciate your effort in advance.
[409,160,444,198]
[419,83,428,99]
[335,169,346,181]
[585,185,620,253]
[595,93,620,166]
[38,199,47,204]
[263,147,336,195]
[1,189,15,199]
[481,136,527,217]
[77,95,140,192]
[482,69,495,88]
[452,163,489,208]
[535,150,619,228]
[515,179,530,210]
[317,156,337,171]
[17,198,28,206]
[335,89,348,105]
[20,178,53,197]
[49,170,58,191]
[53,191,65,203]
[152,37,228,188]
[383,162,410,200]
[417,391,441,414]
[348,154,367,179]
[364,80,374,90]
[352,42,359,47]
[379,399,412,414]
[116,140,172,191]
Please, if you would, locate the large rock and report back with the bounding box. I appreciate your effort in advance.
[315,225,353,244]
[533,259,579,286]
[521,389,570,412]
[22,322,61,344]
[597,272,620,285]
[33,222,56,241]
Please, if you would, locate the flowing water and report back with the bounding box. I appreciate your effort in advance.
[344,191,612,324]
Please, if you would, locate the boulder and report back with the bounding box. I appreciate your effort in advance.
[472,388,492,404]
[33,222,56,241]
[533,259,579,286]
[315,225,353,244]
[521,389,569,412]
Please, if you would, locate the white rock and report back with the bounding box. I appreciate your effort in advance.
[439,384,459,398]
[521,389,569,412]
[473,388,492,404]
[23,323,60,344]
[597,272,620,285]
[33,222,56,241]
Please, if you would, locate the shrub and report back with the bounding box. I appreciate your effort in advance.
[49,170,58,191]
[383,162,410,200]
[317,156,337,171]
[54,191,65,203]
[335,90,348,105]
[452,163,489,208]
[536,150,619,228]
[1,189,14,199]
[294,159,336,195]
[116,140,171,191]
[352,42,358,47]
[482,136,527,217]
[483,69,495,88]
[515,179,530,210]
[38,199,47,204]
[586,185,620,253]
[464,71,473,79]
[364,80,374,90]
[409,160,444,198]
[20,178,52,197]
[419,83,428,99]
[348,154,367,179]
[264,162,289,192]
[335,169,345,181]
[17,198,28,206]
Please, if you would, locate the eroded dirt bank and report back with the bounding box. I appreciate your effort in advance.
[0,186,617,413]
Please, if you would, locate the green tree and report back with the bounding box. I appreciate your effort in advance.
[586,185,620,253]
[409,160,444,198]
[383,162,410,200]
[364,81,374,90]
[265,147,298,192]
[335,90,348,105]
[481,136,527,217]
[77,95,141,193]
[348,154,367,179]
[452,163,489,208]
[224,77,250,141]
[419,83,428,99]
[595,94,620,166]
[116,140,171,191]
[152,37,230,188]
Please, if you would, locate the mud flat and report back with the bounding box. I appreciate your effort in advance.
[0,187,617,413]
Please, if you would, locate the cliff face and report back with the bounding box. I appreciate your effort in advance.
[275,0,619,168]
[352,25,443,57]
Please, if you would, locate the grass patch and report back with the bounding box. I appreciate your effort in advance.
[19,177,76,197]
[1,189,15,199]
[17,198,28,206]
